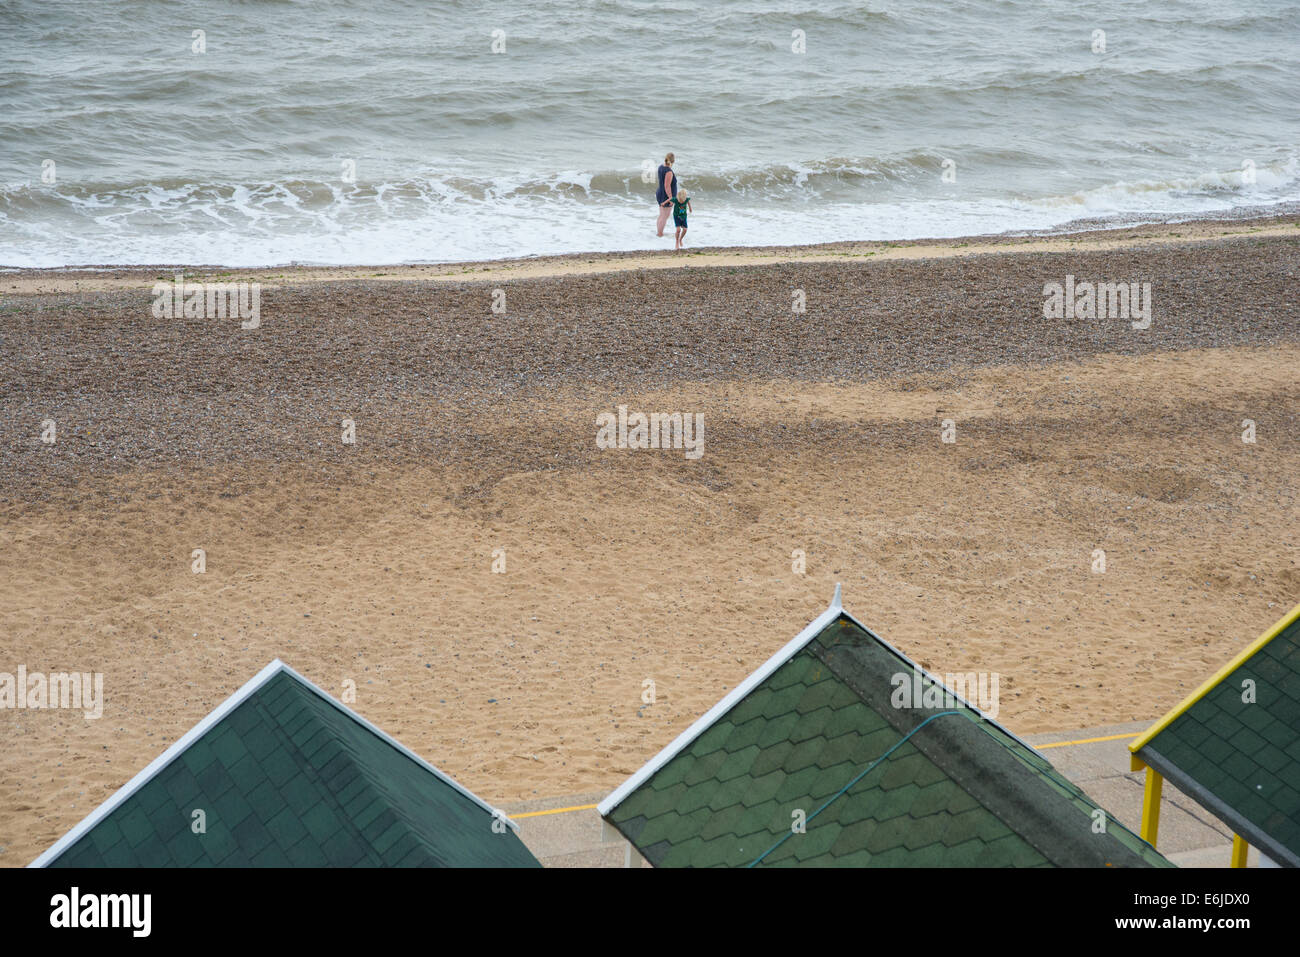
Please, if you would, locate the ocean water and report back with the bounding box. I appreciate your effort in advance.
[1,0,1298,267]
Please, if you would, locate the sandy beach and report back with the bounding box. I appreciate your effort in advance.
[2,216,1298,866]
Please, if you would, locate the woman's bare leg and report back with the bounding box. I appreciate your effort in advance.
[657,203,671,236]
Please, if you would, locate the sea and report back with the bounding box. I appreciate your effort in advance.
[2,0,1298,267]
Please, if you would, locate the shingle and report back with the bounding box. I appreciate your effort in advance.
[782,737,825,775]
[194,759,236,798]
[1221,750,1258,782]
[265,805,311,848]
[761,682,809,721]
[210,727,252,768]
[788,706,835,744]
[739,769,786,808]
[879,750,928,791]
[648,753,693,790]
[639,780,690,819]
[682,749,729,786]
[730,687,773,723]
[900,811,948,851]
[849,726,903,766]
[166,830,206,867]
[664,806,713,845]
[765,654,814,692]
[151,799,187,843]
[100,840,137,868]
[1227,726,1268,758]
[196,821,239,864]
[975,832,1041,867]
[794,679,842,716]
[117,804,155,848]
[698,804,749,842]
[691,833,745,869]
[284,835,331,867]
[244,719,281,761]
[826,791,875,828]
[212,787,256,831]
[636,810,684,848]
[791,820,844,861]
[774,766,822,807]
[357,804,397,844]
[908,779,958,820]
[822,702,873,741]
[179,741,216,776]
[249,842,293,867]
[865,816,915,854]
[676,777,722,815]
[754,712,801,748]
[88,816,123,856]
[277,772,320,813]
[749,740,795,778]
[370,819,408,855]
[940,807,985,847]
[714,744,760,783]
[721,715,768,754]
[690,720,734,756]
[1255,743,1290,774]
[943,835,991,867]
[135,779,171,816]
[133,837,171,867]
[245,778,285,823]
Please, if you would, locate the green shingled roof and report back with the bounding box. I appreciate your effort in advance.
[601,596,1170,868]
[34,661,540,868]
[1132,602,1300,867]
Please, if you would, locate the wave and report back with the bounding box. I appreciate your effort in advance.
[1025,159,1300,211]
[3,153,1296,210]
[2,154,1297,268]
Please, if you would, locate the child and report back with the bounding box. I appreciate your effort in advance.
[671,188,692,250]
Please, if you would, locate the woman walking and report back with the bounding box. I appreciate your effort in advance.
[655,153,676,237]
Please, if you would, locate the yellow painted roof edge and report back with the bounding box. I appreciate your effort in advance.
[1129,600,1300,757]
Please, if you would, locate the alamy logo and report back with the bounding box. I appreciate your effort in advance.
[1042,275,1151,329]
[891,669,1001,719]
[151,274,261,328]
[0,666,103,719]
[50,888,150,937]
[596,405,704,459]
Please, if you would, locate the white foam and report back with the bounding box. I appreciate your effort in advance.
[2,159,1298,267]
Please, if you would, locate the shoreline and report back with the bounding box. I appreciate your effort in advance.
[4,211,1298,294]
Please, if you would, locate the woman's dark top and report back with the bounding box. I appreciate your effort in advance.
[656,164,675,205]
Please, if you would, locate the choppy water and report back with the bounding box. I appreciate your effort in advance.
[2,0,1298,266]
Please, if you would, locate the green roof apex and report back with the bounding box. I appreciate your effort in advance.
[33,660,539,868]
[602,596,1171,868]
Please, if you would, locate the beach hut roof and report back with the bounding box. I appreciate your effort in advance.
[31,660,539,868]
[599,586,1170,867]
[1129,601,1300,867]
